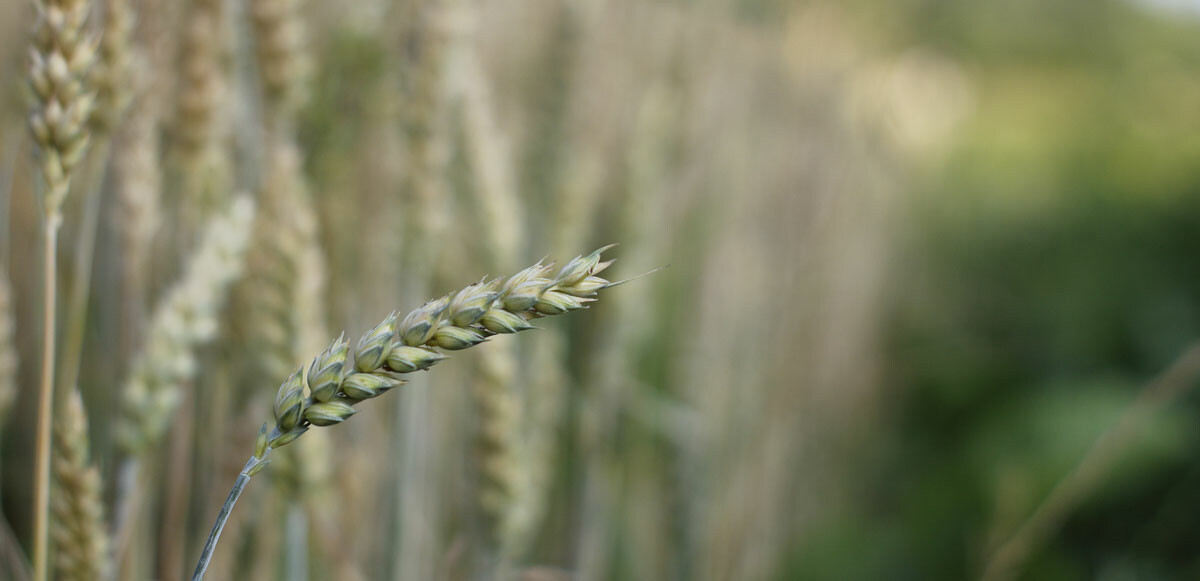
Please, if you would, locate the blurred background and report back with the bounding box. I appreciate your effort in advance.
[2,0,1200,579]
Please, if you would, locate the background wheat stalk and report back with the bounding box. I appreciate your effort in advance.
[25,0,97,577]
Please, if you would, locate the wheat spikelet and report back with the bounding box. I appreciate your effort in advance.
[28,0,98,217]
[0,275,15,430]
[51,390,109,581]
[118,196,256,455]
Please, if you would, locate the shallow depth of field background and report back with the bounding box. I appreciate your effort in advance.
[3,0,1200,579]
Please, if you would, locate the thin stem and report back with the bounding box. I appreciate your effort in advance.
[192,454,266,581]
[32,212,61,581]
[284,505,308,580]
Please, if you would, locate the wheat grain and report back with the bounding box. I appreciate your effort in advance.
[193,245,625,579]
[51,389,109,581]
[118,196,256,455]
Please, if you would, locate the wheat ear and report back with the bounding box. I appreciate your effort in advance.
[51,390,109,581]
[192,246,624,579]
[28,0,97,215]
[27,1,97,577]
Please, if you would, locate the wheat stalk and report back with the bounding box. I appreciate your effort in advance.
[50,389,109,581]
[192,245,625,579]
[26,1,98,577]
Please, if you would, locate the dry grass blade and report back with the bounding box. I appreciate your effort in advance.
[51,389,110,581]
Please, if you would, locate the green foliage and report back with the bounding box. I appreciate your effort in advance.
[785,1,1200,579]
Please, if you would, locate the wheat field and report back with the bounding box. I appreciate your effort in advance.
[3,0,1197,579]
